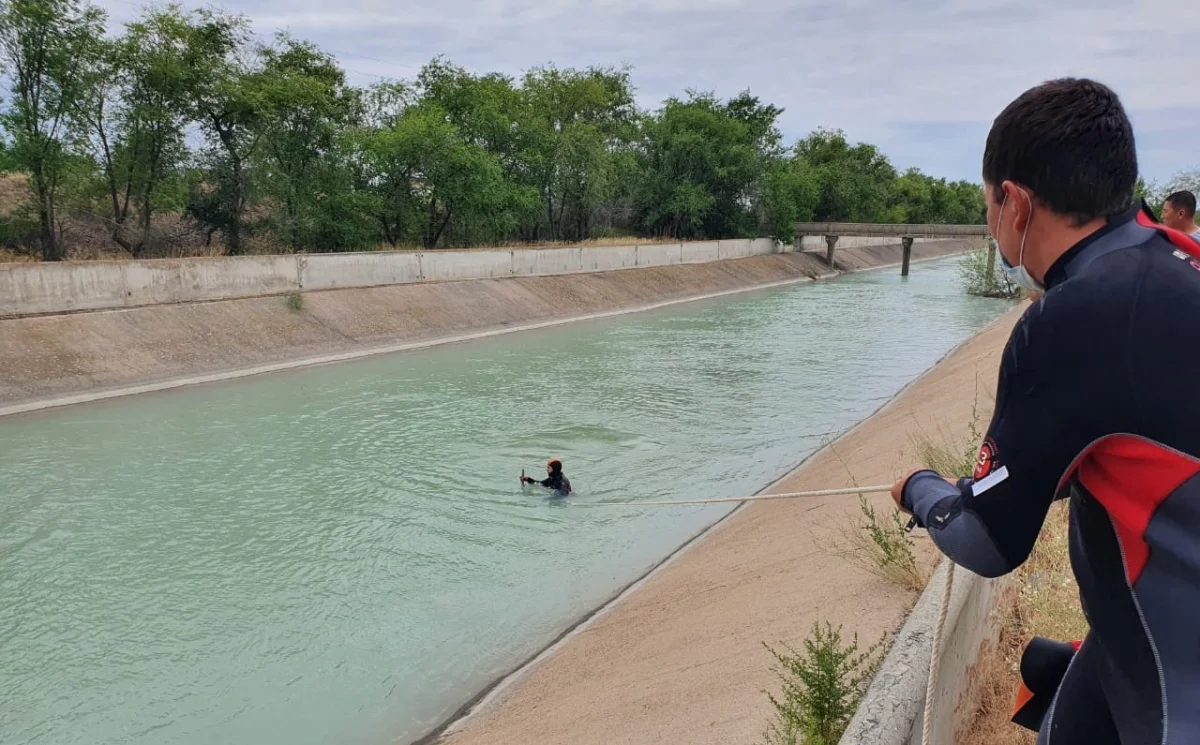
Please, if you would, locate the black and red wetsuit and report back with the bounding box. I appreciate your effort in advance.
[901,201,1200,744]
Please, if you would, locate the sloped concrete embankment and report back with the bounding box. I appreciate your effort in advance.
[0,239,977,411]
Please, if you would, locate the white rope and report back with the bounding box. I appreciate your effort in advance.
[570,484,894,508]
[571,479,956,745]
[922,560,955,745]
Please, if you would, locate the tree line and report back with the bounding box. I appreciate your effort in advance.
[0,0,987,261]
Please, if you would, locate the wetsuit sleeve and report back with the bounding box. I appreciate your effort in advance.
[902,277,1137,578]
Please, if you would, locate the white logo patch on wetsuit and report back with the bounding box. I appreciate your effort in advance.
[971,465,1010,497]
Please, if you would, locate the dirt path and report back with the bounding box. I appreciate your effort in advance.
[439,304,1025,745]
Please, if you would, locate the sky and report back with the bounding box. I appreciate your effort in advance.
[98,0,1200,185]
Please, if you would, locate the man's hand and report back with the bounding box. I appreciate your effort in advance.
[891,468,924,513]
[892,469,964,513]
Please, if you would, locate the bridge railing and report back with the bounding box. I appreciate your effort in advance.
[793,222,991,275]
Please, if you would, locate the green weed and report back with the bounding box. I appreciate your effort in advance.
[763,622,887,745]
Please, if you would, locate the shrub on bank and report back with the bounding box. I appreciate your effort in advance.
[959,240,1021,299]
[763,623,886,745]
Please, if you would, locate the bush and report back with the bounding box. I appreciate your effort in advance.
[959,240,1020,299]
[763,622,886,745]
[286,292,304,312]
[836,496,926,592]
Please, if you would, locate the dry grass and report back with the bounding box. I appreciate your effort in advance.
[493,235,679,249]
[957,501,1087,745]
[835,497,930,592]
[909,390,985,482]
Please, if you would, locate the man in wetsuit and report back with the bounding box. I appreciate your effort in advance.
[890,78,1200,744]
[521,459,572,497]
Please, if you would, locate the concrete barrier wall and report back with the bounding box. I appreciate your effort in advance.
[749,237,777,255]
[533,247,584,275]
[300,253,422,291]
[179,255,300,302]
[419,249,512,282]
[680,241,720,263]
[635,243,683,267]
[0,236,947,317]
[583,245,638,272]
[838,562,1012,745]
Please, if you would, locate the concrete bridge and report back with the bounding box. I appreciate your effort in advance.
[795,223,992,275]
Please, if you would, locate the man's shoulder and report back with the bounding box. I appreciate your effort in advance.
[1041,238,1200,330]
[1004,248,1144,363]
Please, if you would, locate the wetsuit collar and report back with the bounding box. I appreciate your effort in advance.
[1042,202,1144,290]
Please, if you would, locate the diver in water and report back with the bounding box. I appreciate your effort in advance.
[521,459,572,497]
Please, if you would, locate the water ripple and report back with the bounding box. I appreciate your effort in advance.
[0,258,1012,745]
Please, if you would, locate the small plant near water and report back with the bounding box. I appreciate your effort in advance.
[837,496,926,592]
[834,392,989,591]
[286,292,304,312]
[762,622,887,745]
[959,240,1021,299]
[912,390,986,480]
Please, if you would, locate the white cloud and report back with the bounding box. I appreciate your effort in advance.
[96,0,1200,182]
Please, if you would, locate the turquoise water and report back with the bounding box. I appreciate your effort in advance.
[0,257,1012,745]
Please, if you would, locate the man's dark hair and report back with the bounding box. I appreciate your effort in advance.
[982,78,1137,226]
[1165,190,1197,218]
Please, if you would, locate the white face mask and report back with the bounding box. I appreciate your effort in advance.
[994,189,1044,294]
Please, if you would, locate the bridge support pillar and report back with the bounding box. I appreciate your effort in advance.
[824,235,838,267]
[901,236,914,277]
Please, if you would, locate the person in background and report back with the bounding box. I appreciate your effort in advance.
[1159,190,1200,244]
[521,458,572,497]
[892,78,1200,744]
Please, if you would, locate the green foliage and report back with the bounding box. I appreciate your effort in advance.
[763,622,886,745]
[959,240,1020,299]
[761,156,819,243]
[890,168,985,224]
[285,292,303,311]
[0,0,988,259]
[837,496,926,591]
[636,91,780,240]
[796,129,896,224]
[357,102,519,249]
[76,5,212,256]
[0,0,106,259]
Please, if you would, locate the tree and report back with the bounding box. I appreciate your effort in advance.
[636,91,777,239]
[358,103,516,249]
[295,131,378,252]
[0,0,105,260]
[183,11,261,255]
[76,6,207,257]
[795,129,897,223]
[760,155,818,243]
[519,64,637,241]
[255,35,360,252]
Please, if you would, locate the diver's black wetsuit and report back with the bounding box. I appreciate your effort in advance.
[901,202,1200,744]
[527,472,571,497]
